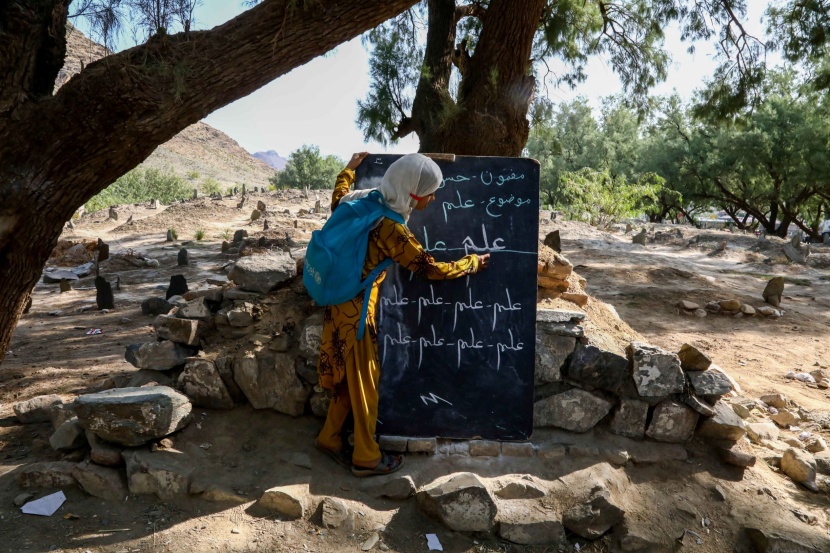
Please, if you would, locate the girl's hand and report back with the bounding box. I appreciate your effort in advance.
[346,152,369,170]
[477,253,491,270]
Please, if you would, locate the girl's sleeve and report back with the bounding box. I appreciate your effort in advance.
[330,169,354,211]
[376,220,480,279]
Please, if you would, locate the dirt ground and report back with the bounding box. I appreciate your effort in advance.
[2,196,830,552]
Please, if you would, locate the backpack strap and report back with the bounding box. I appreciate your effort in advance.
[355,198,406,341]
[357,257,394,340]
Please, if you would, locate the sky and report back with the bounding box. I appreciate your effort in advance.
[78,1,775,161]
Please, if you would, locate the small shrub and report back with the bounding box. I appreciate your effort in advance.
[195,229,206,241]
[186,171,200,181]
[220,229,231,240]
[85,166,190,212]
[170,228,179,240]
[201,177,222,196]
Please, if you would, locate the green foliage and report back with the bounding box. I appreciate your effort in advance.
[221,229,231,241]
[186,170,200,181]
[85,167,190,212]
[200,177,222,195]
[195,229,205,240]
[270,145,344,191]
[559,168,661,229]
[169,228,178,240]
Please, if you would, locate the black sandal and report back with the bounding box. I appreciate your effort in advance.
[351,452,405,478]
[314,440,352,469]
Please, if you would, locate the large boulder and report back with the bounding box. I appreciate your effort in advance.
[564,345,630,394]
[696,401,746,442]
[535,333,576,383]
[609,399,649,440]
[123,449,194,499]
[256,484,308,519]
[417,473,497,532]
[498,504,564,545]
[125,341,197,371]
[73,387,192,447]
[533,389,613,432]
[177,359,234,409]
[153,315,201,346]
[72,461,129,501]
[677,343,711,371]
[49,417,87,450]
[176,297,211,321]
[687,370,733,398]
[563,489,625,540]
[228,253,297,293]
[18,461,77,488]
[628,342,684,398]
[645,400,698,443]
[781,448,818,491]
[233,351,309,416]
[298,312,324,361]
[14,394,63,423]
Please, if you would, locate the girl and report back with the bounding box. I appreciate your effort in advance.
[315,152,490,476]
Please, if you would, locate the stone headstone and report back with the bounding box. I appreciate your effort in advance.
[257,200,266,212]
[632,229,647,245]
[193,188,198,200]
[763,277,784,307]
[95,276,115,310]
[108,206,118,221]
[251,209,262,221]
[263,219,270,230]
[166,229,174,241]
[166,274,188,300]
[150,199,158,209]
[177,248,189,266]
[97,238,110,262]
[543,230,561,253]
[232,229,248,243]
[59,278,71,293]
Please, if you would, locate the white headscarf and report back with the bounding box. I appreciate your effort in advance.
[340,153,443,222]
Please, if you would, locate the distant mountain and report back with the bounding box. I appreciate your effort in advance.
[253,150,288,171]
[59,24,273,189]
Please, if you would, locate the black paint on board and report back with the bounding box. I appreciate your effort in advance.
[354,154,539,440]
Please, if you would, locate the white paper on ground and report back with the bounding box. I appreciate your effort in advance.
[426,533,443,551]
[21,491,66,516]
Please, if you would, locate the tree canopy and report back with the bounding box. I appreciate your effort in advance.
[270,145,344,192]
[355,0,827,156]
[528,68,830,238]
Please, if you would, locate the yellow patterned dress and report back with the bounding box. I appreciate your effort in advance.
[316,168,480,467]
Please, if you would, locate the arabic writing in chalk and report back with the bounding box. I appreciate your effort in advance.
[440,171,526,189]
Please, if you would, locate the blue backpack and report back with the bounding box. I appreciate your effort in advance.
[303,190,405,339]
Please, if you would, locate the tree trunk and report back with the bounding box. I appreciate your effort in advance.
[413,0,545,156]
[0,0,418,366]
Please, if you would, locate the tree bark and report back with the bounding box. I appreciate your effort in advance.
[0,0,418,366]
[414,0,546,156]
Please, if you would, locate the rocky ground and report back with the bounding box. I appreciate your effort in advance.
[1,192,830,553]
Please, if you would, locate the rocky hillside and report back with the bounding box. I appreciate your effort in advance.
[253,150,288,171]
[58,24,274,189]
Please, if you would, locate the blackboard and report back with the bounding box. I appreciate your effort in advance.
[354,154,539,441]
